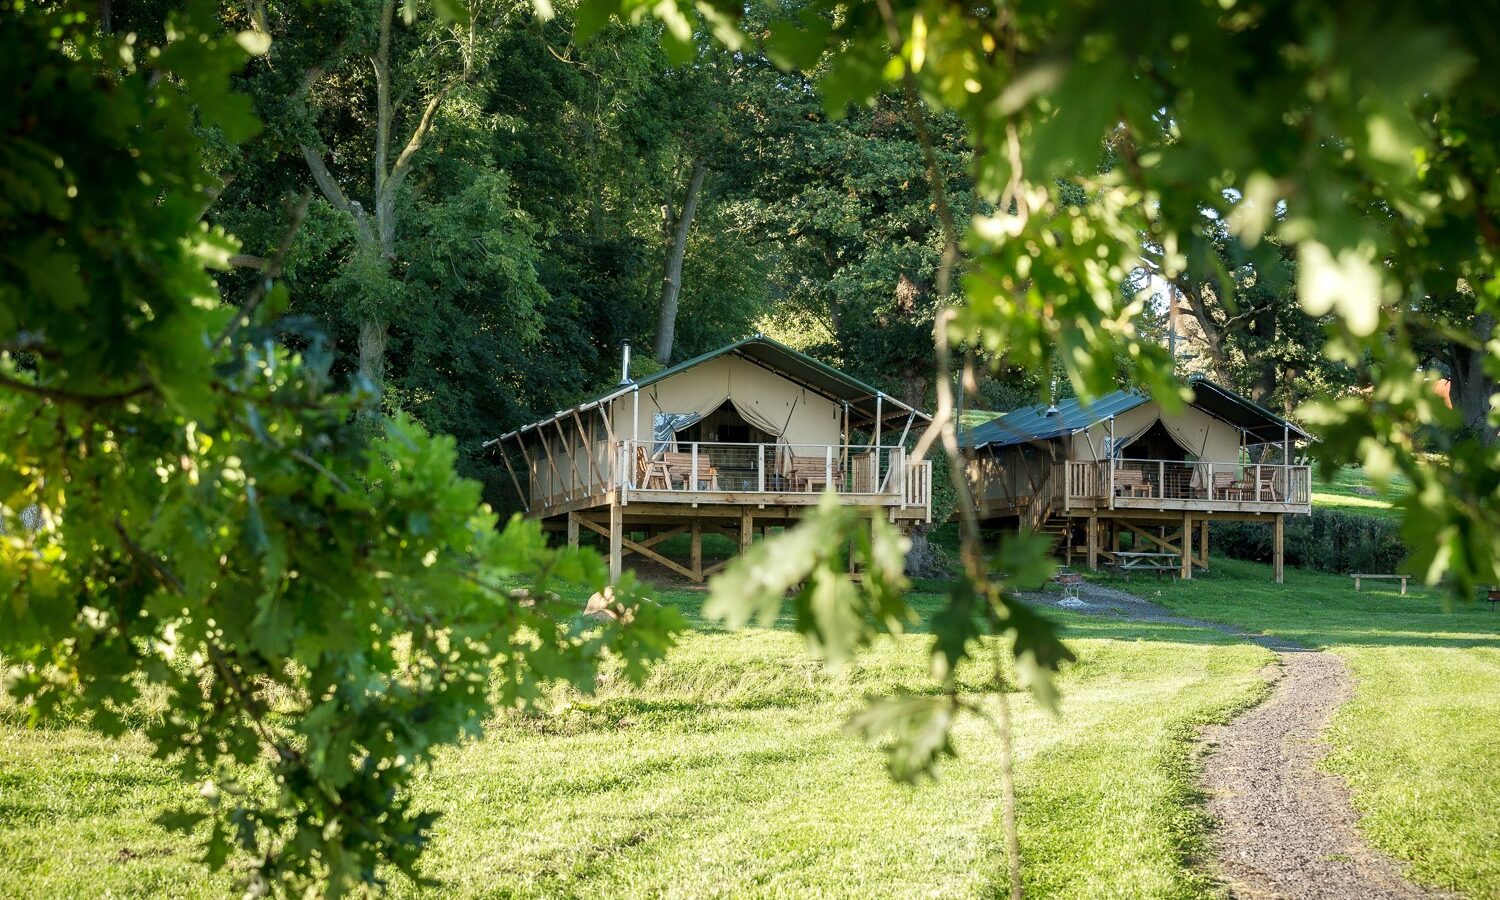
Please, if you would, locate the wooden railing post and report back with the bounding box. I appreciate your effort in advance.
[1158,460,1165,499]
[825,444,834,492]
[690,442,699,493]
[757,443,766,493]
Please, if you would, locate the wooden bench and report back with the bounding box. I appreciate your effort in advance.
[784,457,842,492]
[1351,573,1409,595]
[1487,588,1500,610]
[660,452,719,490]
[1113,468,1153,498]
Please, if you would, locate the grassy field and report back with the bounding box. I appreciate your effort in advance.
[1103,559,1500,898]
[1310,466,1410,520]
[3,566,1494,898]
[0,590,1271,899]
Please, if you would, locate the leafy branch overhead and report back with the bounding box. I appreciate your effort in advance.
[0,7,681,894]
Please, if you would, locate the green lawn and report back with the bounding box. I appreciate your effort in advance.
[1310,466,1410,520]
[1102,559,1500,898]
[0,590,1270,899]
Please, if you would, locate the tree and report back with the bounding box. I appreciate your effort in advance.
[0,6,680,894]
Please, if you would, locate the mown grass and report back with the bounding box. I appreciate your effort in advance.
[1310,466,1410,521]
[1103,559,1500,898]
[0,588,1271,899]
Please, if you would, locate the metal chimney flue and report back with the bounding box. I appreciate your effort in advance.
[619,340,633,385]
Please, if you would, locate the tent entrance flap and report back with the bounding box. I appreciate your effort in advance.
[652,412,701,455]
[1122,419,1193,461]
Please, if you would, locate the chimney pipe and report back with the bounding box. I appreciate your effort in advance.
[619,340,633,385]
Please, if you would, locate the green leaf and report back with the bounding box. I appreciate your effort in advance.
[846,694,958,783]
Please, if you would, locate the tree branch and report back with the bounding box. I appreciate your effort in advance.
[299,143,375,245]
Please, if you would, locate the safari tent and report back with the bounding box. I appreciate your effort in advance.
[963,377,1312,581]
[488,336,933,581]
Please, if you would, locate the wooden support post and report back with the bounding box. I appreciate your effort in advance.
[1086,515,1099,571]
[739,509,753,554]
[608,501,623,582]
[1180,512,1193,580]
[1199,520,1209,568]
[1110,520,1120,553]
[691,520,702,581]
[1273,514,1285,584]
[567,512,579,549]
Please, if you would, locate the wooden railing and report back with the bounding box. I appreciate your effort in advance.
[904,459,933,520]
[1061,459,1312,506]
[505,440,924,514]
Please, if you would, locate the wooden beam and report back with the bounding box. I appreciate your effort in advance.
[538,429,567,505]
[553,417,576,501]
[1199,519,1209,569]
[691,520,702,581]
[1118,519,1184,556]
[572,409,606,496]
[608,500,623,581]
[620,533,698,581]
[497,440,529,513]
[739,508,753,554]
[1180,512,1193,580]
[1086,515,1099,571]
[1273,513,1285,584]
[567,512,578,549]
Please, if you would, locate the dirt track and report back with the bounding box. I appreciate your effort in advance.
[1023,584,1445,899]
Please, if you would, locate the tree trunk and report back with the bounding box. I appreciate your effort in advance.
[1449,311,1497,444]
[654,157,706,364]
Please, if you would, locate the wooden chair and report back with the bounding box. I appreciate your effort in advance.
[635,446,671,490]
[1252,468,1281,502]
[661,451,719,490]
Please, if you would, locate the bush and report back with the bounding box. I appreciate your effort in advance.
[1211,509,1407,574]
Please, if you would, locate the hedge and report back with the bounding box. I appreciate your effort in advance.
[1210,508,1407,574]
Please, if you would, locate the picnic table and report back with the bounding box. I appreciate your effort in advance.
[1113,551,1181,577]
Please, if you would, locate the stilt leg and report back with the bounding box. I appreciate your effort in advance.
[1199,519,1209,568]
[608,502,623,582]
[1086,515,1099,571]
[1180,512,1193,580]
[1273,514,1285,584]
[739,509,753,555]
[691,519,702,582]
[567,512,579,549]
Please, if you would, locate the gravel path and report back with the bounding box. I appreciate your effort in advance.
[1021,583,1445,900]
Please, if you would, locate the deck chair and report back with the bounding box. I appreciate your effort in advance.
[635,446,671,490]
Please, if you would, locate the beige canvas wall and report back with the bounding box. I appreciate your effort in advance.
[1070,400,1242,462]
[610,354,843,447]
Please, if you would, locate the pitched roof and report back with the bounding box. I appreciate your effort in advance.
[490,335,929,443]
[960,390,1148,449]
[959,377,1310,450]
